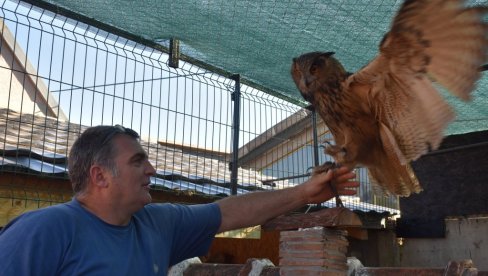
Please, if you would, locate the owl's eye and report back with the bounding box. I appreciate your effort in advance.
[310,57,325,74]
[310,64,318,74]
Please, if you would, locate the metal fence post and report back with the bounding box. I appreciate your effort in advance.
[312,108,321,207]
[311,109,320,168]
[230,74,241,195]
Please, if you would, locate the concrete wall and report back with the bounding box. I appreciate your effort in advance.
[398,216,488,271]
[348,216,488,271]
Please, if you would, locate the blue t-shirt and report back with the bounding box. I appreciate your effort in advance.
[0,198,221,275]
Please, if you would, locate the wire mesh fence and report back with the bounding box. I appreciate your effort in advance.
[0,0,399,224]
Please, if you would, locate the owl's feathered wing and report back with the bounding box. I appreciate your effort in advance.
[348,0,487,195]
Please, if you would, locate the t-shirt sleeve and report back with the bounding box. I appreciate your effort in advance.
[147,202,221,265]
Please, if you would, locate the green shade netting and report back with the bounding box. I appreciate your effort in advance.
[33,0,488,135]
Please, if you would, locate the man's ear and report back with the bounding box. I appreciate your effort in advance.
[89,165,109,188]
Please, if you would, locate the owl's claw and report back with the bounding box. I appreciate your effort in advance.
[311,161,344,208]
[324,145,348,165]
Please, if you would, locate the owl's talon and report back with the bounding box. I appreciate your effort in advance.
[311,161,335,175]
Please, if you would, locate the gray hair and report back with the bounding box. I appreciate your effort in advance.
[68,125,140,195]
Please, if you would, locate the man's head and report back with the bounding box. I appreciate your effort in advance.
[68,125,140,195]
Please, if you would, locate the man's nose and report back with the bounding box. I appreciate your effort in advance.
[146,161,156,176]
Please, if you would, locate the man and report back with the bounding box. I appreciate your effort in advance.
[0,125,358,275]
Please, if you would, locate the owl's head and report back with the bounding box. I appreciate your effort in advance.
[291,51,347,102]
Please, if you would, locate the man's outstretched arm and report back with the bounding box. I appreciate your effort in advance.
[216,166,358,233]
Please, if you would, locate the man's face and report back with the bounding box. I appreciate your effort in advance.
[106,134,155,210]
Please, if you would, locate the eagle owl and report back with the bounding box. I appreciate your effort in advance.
[291,0,487,196]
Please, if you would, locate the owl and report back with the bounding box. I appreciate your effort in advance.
[291,0,487,196]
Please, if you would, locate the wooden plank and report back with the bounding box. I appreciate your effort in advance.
[262,207,362,231]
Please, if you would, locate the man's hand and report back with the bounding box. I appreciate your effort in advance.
[299,165,359,204]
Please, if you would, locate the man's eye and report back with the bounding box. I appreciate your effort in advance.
[133,159,143,166]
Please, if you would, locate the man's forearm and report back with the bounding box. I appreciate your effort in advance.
[216,185,306,233]
[215,167,358,233]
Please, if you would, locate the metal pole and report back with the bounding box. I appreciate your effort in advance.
[230,74,241,195]
[311,109,321,207]
[168,38,180,68]
[311,109,320,167]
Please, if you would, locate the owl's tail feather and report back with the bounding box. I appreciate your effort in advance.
[368,163,421,197]
[367,124,423,196]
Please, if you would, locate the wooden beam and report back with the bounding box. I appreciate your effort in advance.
[262,207,362,231]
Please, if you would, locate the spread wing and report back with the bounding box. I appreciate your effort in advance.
[350,0,487,162]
